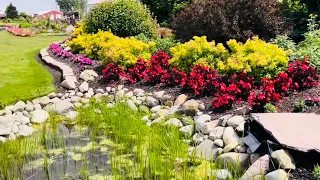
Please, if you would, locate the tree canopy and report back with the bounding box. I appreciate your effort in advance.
[56,0,87,14]
[5,3,18,19]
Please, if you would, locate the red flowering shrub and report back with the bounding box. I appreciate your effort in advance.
[144,51,171,84]
[161,67,187,86]
[102,62,126,82]
[127,58,148,83]
[181,65,222,95]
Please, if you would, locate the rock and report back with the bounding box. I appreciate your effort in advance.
[223,126,240,146]
[235,145,247,153]
[179,125,194,137]
[167,105,180,115]
[96,88,104,94]
[134,99,142,105]
[133,89,144,96]
[76,92,83,97]
[54,101,74,115]
[12,101,26,112]
[69,90,76,97]
[214,139,224,147]
[74,102,82,108]
[0,136,6,143]
[106,87,112,92]
[126,100,138,111]
[153,91,165,99]
[207,169,232,180]
[223,141,238,153]
[50,97,60,103]
[146,96,159,107]
[4,109,12,115]
[33,104,42,110]
[0,116,15,135]
[139,105,149,113]
[163,118,183,127]
[125,91,133,98]
[181,116,194,126]
[151,117,165,125]
[219,114,233,127]
[80,70,98,82]
[18,125,34,137]
[48,92,57,99]
[250,153,262,164]
[81,99,90,104]
[174,94,187,106]
[202,120,219,134]
[199,103,206,111]
[25,103,34,112]
[150,105,161,113]
[236,121,245,134]
[142,115,149,122]
[15,115,30,124]
[30,110,49,123]
[0,110,4,116]
[209,127,225,141]
[227,116,245,128]
[265,169,288,180]
[117,85,124,91]
[182,99,199,110]
[271,149,296,170]
[70,96,81,103]
[195,139,220,160]
[79,82,89,93]
[65,111,78,119]
[106,103,114,108]
[195,114,211,133]
[61,79,76,90]
[241,155,270,180]
[216,153,250,171]
[192,133,204,144]
[157,109,169,117]
[9,132,16,140]
[57,93,63,98]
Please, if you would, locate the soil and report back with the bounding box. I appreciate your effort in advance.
[41,51,320,179]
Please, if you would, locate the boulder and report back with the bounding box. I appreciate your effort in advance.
[271,149,296,170]
[15,115,30,125]
[0,116,15,135]
[207,169,232,180]
[250,153,262,164]
[18,125,34,137]
[30,110,49,123]
[219,114,233,127]
[163,118,183,127]
[182,99,199,110]
[12,101,26,112]
[227,116,245,128]
[70,96,81,103]
[209,127,225,140]
[146,96,159,107]
[25,102,34,112]
[150,105,162,113]
[79,82,89,92]
[61,79,76,90]
[195,139,221,160]
[241,155,270,180]
[153,91,165,99]
[48,92,57,99]
[54,101,74,115]
[179,125,194,137]
[0,136,6,143]
[174,94,187,106]
[202,120,219,134]
[223,141,238,153]
[265,169,288,180]
[133,89,144,96]
[157,109,169,117]
[216,153,250,171]
[214,139,224,148]
[223,126,240,146]
[192,133,204,144]
[126,100,138,111]
[195,114,211,133]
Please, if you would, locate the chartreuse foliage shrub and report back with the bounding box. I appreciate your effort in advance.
[170,36,289,78]
[84,0,157,39]
[170,36,229,73]
[68,30,156,68]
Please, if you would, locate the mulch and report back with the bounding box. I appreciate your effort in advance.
[40,52,320,179]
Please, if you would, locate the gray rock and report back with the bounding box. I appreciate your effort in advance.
[33,104,42,110]
[182,99,199,110]
[195,114,211,133]
[14,111,23,116]
[195,139,220,160]
[76,92,83,97]
[5,105,14,112]
[235,145,247,153]
[207,169,232,180]
[163,118,183,127]
[15,115,30,124]
[126,100,138,111]
[81,98,90,104]
[70,96,81,103]
[50,97,60,103]
[96,88,104,94]
[57,93,63,98]
[139,105,149,113]
[223,126,240,146]
[241,155,270,180]
[153,91,165,99]
[141,115,149,122]
[125,91,133,98]
[146,96,159,107]
[219,114,233,126]
[227,116,245,128]
[167,105,180,115]
[151,117,165,125]
[61,79,76,90]
[65,111,78,119]
[54,101,74,115]
[84,93,91,99]
[216,153,250,171]
[30,110,49,123]
[209,127,225,140]
[214,139,224,148]
[199,103,206,111]
[223,141,238,153]
[117,85,124,91]
[179,125,194,137]
[0,116,15,135]
[12,101,26,112]
[265,169,288,180]
[48,92,57,99]
[250,153,262,164]
[4,109,12,115]
[9,132,16,140]
[134,99,142,105]
[133,88,144,96]
[181,116,194,126]
[174,94,187,106]
[18,125,34,137]
[271,149,296,170]
[150,105,162,113]
[79,82,89,93]
[192,133,204,144]
[25,103,34,112]
[156,109,169,117]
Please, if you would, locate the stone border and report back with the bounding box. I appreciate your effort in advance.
[40,48,77,90]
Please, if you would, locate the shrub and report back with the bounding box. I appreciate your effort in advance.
[154,37,176,53]
[19,23,32,28]
[172,0,291,43]
[224,37,290,79]
[102,62,126,83]
[68,31,156,68]
[127,58,148,83]
[161,67,187,86]
[144,51,171,84]
[314,164,320,180]
[264,103,278,113]
[84,0,157,39]
[170,36,229,73]
[293,100,306,112]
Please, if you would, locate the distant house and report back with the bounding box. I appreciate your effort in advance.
[0,10,6,19]
[34,10,63,20]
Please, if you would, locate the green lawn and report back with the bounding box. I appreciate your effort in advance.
[0,31,67,107]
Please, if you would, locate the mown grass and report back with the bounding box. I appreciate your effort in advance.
[0,31,67,107]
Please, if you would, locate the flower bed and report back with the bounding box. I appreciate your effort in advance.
[6,27,33,37]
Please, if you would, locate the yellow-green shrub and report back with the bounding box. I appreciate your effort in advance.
[223,37,289,79]
[169,36,229,73]
[68,30,156,68]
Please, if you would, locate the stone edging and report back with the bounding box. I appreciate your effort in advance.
[40,48,77,90]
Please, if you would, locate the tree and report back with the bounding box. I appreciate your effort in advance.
[5,3,18,19]
[56,0,86,14]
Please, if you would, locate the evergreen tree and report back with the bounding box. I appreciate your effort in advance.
[5,3,18,19]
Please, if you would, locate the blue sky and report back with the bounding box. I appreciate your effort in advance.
[0,0,102,14]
